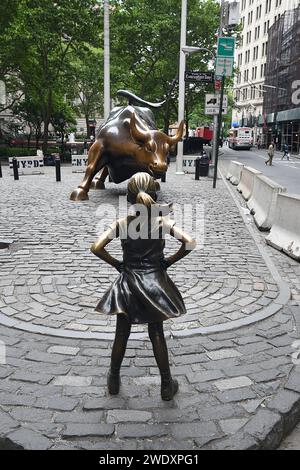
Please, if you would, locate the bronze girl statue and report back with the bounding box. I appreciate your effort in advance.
[91,172,196,401]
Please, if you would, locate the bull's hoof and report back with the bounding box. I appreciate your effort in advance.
[70,188,89,201]
[91,179,106,190]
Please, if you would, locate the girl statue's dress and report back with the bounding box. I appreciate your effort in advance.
[95,215,186,324]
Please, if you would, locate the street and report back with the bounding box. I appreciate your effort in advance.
[219,146,300,195]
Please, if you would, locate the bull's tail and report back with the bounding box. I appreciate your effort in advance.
[117,90,165,109]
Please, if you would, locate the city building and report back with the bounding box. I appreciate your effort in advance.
[232,0,300,144]
[263,4,300,152]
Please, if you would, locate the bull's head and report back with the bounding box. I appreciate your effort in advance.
[130,113,184,177]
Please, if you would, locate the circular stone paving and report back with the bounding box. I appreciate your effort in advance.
[0,164,281,338]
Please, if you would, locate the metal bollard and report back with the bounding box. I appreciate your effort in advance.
[195,157,200,180]
[12,157,19,180]
[0,160,2,178]
[55,156,61,182]
[161,172,166,183]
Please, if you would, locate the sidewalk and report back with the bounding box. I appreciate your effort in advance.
[0,163,299,450]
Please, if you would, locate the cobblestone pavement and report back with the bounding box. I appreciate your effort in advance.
[0,164,285,337]
[0,162,299,450]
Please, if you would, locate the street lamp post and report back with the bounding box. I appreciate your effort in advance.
[0,80,6,107]
[104,0,111,120]
[176,0,187,175]
[181,46,216,168]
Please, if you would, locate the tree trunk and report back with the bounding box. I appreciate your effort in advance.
[27,126,32,148]
[163,101,171,135]
[85,114,90,138]
[42,90,52,153]
[42,116,50,153]
[163,115,170,135]
[35,125,41,149]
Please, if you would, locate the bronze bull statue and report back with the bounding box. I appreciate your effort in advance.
[70,90,184,201]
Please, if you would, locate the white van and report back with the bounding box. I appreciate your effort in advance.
[229,127,253,150]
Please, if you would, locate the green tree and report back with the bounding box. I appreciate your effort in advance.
[110,0,220,132]
[0,0,24,113]
[69,46,104,135]
[12,94,44,147]
[1,0,101,151]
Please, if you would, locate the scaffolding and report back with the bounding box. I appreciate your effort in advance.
[263,6,300,152]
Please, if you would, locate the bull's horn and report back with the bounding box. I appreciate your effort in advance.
[167,121,185,145]
[130,113,151,144]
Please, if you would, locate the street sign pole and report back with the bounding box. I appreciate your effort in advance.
[176,0,187,175]
[103,0,110,120]
[213,75,225,189]
[212,114,218,167]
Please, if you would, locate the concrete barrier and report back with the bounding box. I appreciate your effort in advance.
[266,193,300,261]
[226,160,244,185]
[237,166,262,201]
[247,175,286,231]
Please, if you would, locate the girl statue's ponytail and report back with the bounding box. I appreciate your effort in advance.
[128,173,157,208]
[136,190,155,208]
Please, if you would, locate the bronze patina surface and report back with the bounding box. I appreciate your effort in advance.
[70,91,184,201]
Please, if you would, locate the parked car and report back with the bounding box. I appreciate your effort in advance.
[9,134,31,146]
[43,154,56,166]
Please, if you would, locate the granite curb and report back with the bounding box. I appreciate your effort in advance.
[209,367,300,450]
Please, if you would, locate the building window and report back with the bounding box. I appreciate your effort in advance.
[256,4,262,20]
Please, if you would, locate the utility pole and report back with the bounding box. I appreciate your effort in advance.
[213,75,225,188]
[176,0,187,175]
[212,0,225,172]
[103,0,110,120]
[211,115,218,167]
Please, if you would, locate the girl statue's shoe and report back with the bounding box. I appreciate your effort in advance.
[107,370,120,395]
[161,377,179,401]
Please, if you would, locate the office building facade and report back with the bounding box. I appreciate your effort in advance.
[232,0,299,145]
[263,4,300,152]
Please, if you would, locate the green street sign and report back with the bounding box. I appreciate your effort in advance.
[217,37,235,58]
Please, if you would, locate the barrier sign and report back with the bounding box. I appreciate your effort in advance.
[72,155,88,173]
[205,94,228,115]
[9,156,44,175]
[183,156,198,174]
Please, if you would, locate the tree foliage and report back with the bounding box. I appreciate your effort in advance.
[0,0,221,144]
[0,0,101,149]
[110,0,220,130]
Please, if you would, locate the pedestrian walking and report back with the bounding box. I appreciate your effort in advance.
[281,143,290,160]
[83,140,88,155]
[257,137,261,150]
[91,172,196,401]
[265,141,275,166]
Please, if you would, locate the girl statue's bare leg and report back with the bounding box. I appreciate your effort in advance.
[108,315,131,395]
[148,322,178,401]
